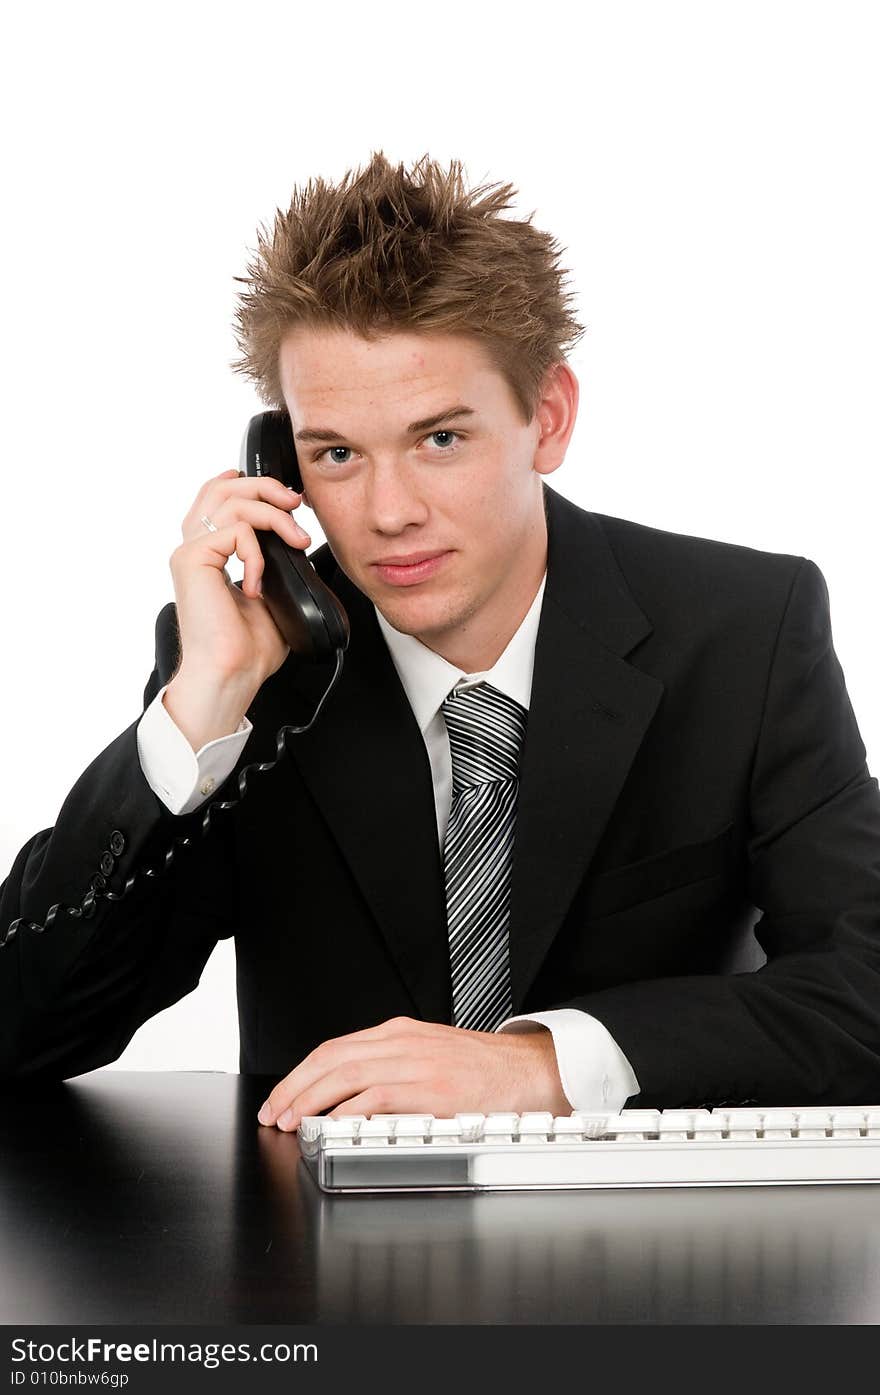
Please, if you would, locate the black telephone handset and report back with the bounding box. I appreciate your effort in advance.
[1,415,350,949]
[240,410,350,660]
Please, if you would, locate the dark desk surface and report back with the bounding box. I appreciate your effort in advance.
[2,1070,880,1325]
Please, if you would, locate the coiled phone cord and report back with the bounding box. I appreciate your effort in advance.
[0,647,346,949]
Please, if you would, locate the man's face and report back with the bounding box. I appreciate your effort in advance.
[278,326,561,665]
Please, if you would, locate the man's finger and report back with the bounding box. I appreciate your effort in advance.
[326,1086,449,1120]
[258,1038,426,1124]
[275,1057,422,1130]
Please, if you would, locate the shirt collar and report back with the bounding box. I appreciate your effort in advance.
[375,573,547,736]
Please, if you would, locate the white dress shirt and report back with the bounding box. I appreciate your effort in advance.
[136,575,640,1112]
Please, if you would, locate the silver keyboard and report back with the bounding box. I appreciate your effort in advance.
[298,1107,880,1193]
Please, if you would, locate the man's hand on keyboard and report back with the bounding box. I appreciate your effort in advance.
[256,1017,570,1131]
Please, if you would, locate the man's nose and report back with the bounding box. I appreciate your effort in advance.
[364,459,429,534]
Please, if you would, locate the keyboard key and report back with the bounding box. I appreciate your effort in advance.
[455,1114,486,1142]
[358,1117,394,1143]
[829,1109,866,1138]
[552,1116,592,1141]
[795,1108,833,1139]
[659,1110,714,1139]
[759,1109,797,1139]
[725,1109,764,1139]
[519,1113,554,1141]
[609,1111,660,1140]
[322,1118,362,1145]
[429,1118,463,1144]
[484,1113,519,1143]
[393,1117,431,1143]
[691,1112,725,1141]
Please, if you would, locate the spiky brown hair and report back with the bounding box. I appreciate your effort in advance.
[231,151,584,422]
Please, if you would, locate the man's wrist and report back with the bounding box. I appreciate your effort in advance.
[505,1024,570,1115]
[163,667,258,752]
[497,1008,640,1113]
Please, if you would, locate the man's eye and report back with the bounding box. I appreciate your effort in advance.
[317,432,460,464]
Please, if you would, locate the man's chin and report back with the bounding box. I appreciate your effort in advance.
[375,603,445,641]
[371,589,467,644]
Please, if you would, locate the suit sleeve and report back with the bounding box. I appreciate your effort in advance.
[556,557,880,1107]
[0,602,240,1082]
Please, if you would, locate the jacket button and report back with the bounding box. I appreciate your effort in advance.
[100,852,115,877]
[109,830,126,856]
[90,872,108,892]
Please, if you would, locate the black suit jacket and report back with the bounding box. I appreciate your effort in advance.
[3,485,880,1106]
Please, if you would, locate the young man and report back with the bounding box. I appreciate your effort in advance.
[2,154,879,1129]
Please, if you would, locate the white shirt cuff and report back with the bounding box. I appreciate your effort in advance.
[497,1008,640,1113]
[136,683,253,815]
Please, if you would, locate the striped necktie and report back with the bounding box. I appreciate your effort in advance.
[441,682,528,1032]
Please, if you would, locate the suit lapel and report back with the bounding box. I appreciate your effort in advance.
[508,488,665,1010]
[274,569,452,1024]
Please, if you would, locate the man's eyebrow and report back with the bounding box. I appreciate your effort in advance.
[293,404,476,445]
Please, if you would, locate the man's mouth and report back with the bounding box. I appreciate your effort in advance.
[371,551,453,586]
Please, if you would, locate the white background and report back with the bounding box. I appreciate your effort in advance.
[1,0,877,1074]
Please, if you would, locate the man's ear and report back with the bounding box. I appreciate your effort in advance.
[532,360,579,478]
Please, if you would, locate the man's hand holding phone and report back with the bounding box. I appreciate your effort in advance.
[163,468,312,752]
